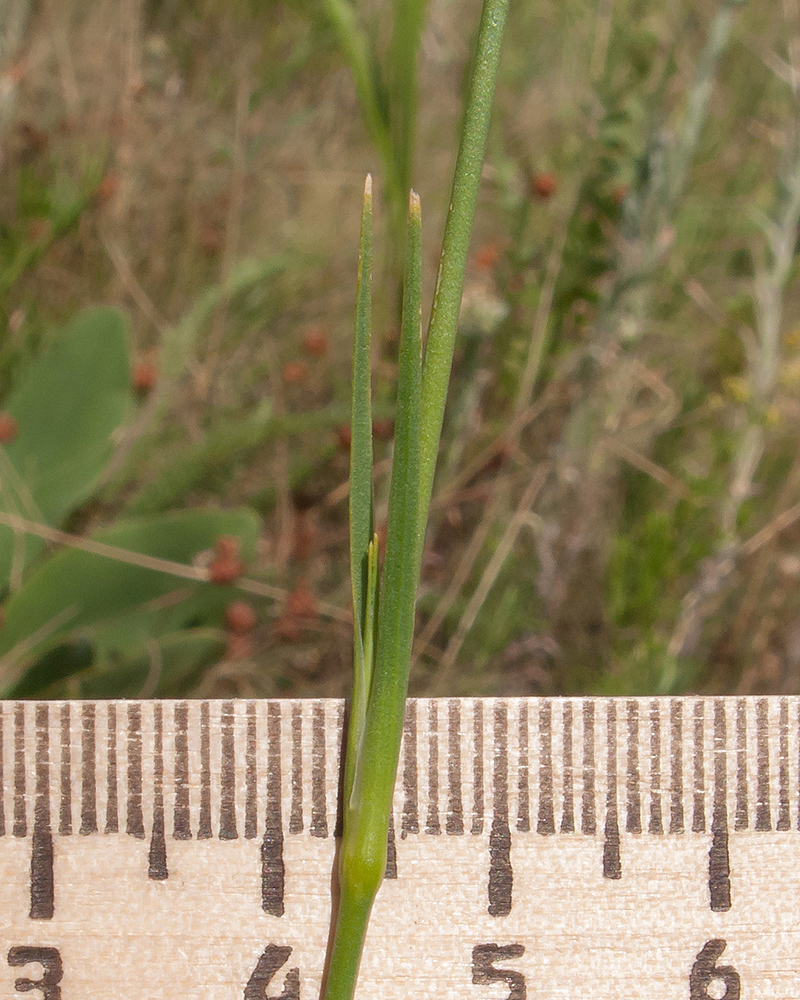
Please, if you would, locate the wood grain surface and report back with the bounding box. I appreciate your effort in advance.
[0,697,796,998]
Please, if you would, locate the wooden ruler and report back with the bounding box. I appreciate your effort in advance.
[0,697,797,998]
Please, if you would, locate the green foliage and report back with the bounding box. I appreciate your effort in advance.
[0,156,104,304]
[0,307,133,579]
[0,308,262,697]
[599,638,696,696]
[608,510,679,630]
[0,507,259,677]
[325,3,510,997]
[2,308,131,521]
[3,0,800,705]
[320,0,429,249]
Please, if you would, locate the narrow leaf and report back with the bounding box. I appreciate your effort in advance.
[345,175,375,809]
[328,195,424,1000]
[388,0,429,199]
[355,190,423,831]
[417,0,510,554]
[349,174,375,636]
[363,531,380,701]
[349,531,379,812]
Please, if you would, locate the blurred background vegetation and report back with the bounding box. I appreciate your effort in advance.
[1,0,799,701]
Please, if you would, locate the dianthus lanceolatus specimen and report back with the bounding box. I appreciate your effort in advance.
[321,2,510,999]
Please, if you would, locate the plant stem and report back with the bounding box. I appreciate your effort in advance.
[324,191,423,1000]
[418,0,510,549]
[345,176,376,814]
[322,878,378,1000]
[327,4,509,997]
[387,0,429,236]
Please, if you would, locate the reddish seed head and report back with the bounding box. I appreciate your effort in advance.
[302,325,329,358]
[612,183,628,206]
[372,418,394,440]
[282,360,308,385]
[224,601,257,634]
[210,537,244,583]
[0,413,17,444]
[474,241,501,272]
[286,582,318,620]
[27,218,50,243]
[129,75,147,100]
[198,223,223,255]
[17,121,47,156]
[209,555,244,585]
[275,614,301,643]
[214,535,240,559]
[291,510,317,562]
[96,172,120,204]
[336,424,352,450]
[132,360,158,394]
[8,61,26,85]
[225,633,253,661]
[530,172,558,199]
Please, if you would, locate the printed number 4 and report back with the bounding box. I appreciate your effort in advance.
[245,944,300,1000]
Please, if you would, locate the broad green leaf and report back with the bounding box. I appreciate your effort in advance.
[80,630,226,699]
[9,629,225,700]
[2,307,132,522]
[6,640,94,699]
[0,507,260,689]
[0,307,133,581]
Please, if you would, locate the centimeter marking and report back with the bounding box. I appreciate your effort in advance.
[2,697,796,925]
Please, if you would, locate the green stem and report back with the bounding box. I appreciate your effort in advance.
[328,4,509,998]
[322,0,399,205]
[417,0,510,553]
[326,192,423,1000]
[322,879,377,1000]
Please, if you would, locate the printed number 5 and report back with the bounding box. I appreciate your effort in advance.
[472,943,526,1000]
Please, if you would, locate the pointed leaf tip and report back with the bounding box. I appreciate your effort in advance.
[409,189,421,219]
[364,174,373,201]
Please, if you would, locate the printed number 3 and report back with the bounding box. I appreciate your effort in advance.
[8,946,63,1000]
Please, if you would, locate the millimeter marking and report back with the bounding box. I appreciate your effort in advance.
[1,697,798,924]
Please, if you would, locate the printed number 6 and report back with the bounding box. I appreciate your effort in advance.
[690,939,741,1000]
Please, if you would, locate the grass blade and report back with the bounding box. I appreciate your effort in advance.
[324,191,422,1000]
[349,175,375,636]
[360,188,423,808]
[388,0,429,218]
[322,0,394,192]
[418,0,510,545]
[346,175,376,810]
